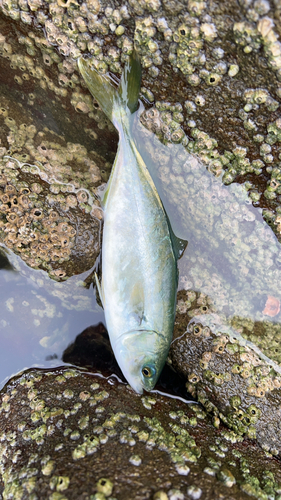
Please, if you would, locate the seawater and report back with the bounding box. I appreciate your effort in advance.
[0,250,105,388]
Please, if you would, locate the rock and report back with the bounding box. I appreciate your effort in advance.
[170,292,281,456]
[0,155,100,279]
[0,0,281,221]
[0,0,281,482]
[0,366,281,500]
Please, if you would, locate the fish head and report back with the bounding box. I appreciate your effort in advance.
[114,329,169,394]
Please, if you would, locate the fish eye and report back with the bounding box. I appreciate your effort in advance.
[141,365,156,378]
[142,367,151,378]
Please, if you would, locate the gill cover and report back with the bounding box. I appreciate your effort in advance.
[114,329,169,394]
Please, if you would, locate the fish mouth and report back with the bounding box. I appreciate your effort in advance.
[128,380,144,395]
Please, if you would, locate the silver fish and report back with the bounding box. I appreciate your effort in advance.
[78,51,186,393]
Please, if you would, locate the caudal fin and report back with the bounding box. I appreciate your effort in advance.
[78,50,142,123]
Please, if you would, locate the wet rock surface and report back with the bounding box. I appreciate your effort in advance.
[170,290,281,456]
[0,156,100,279]
[0,366,281,500]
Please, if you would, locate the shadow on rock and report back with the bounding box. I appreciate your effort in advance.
[62,322,122,379]
[63,322,195,403]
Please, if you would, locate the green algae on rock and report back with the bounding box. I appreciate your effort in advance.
[0,366,281,499]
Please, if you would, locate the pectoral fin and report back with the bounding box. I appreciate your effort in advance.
[95,272,104,308]
[171,232,188,260]
[164,209,188,260]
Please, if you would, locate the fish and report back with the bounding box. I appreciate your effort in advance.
[78,51,186,394]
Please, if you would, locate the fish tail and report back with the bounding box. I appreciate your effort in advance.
[78,50,141,126]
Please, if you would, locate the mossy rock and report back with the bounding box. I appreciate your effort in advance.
[0,366,281,499]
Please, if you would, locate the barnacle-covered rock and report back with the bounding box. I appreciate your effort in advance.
[1,0,281,237]
[1,0,281,480]
[0,155,101,279]
[170,290,281,456]
[0,366,281,500]
[0,44,107,279]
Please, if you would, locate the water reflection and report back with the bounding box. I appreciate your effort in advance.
[0,248,105,388]
[133,105,281,369]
